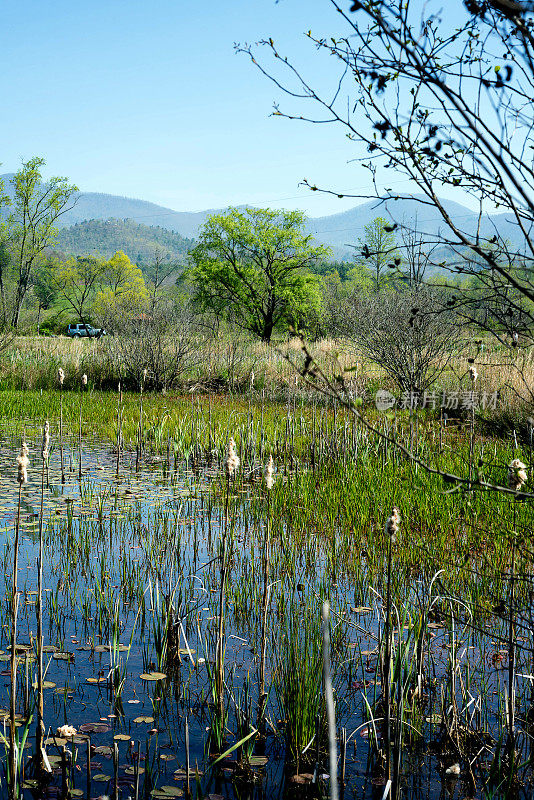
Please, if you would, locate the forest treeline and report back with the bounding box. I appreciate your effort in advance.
[0,158,531,349]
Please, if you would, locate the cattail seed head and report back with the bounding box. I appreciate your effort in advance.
[81,373,88,386]
[385,507,401,543]
[265,454,274,490]
[225,437,240,477]
[57,724,77,738]
[250,371,254,391]
[468,365,478,383]
[57,368,65,386]
[41,421,50,460]
[143,368,148,382]
[508,458,527,491]
[17,443,29,485]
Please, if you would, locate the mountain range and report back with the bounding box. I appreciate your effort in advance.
[0,173,528,261]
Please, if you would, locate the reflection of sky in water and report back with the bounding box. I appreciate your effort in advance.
[0,433,528,799]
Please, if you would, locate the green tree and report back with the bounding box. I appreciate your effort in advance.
[93,250,148,323]
[188,207,328,342]
[53,256,105,328]
[0,242,12,328]
[8,157,77,328]
[0,174,12,328]
[34,258,60,333]
[356,217,399,292]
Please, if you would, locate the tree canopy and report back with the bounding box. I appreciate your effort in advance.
[355,217,399,291]
[7,157,78,328]
[188,207,328,342]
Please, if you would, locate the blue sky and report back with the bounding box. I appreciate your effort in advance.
[1,0,467,219]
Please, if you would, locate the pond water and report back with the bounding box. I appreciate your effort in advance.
[0,430,532,800]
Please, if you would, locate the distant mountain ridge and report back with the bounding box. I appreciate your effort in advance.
[0,173,528,259]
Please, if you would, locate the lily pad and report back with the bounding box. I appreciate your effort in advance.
[140,671,167,681]
[248,755,268,767]
[94,745,113,756]
[134,716,154,724]
[79,723,110,733]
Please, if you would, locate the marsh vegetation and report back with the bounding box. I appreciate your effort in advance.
[0,366,529,800]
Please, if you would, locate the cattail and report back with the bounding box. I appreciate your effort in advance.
[81,373,88,387]
[265,454,274,490]
[58,367,65,386]
[225,437,240,477]
[385,507,400,543]
[57,724,77,738]
[17,444,29,485]
[508,458,527,491]
[41,421,50,460]
[143,368,148,383]
[250,371,255,391]
[468,365,478,383]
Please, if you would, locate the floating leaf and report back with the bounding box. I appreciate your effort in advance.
[94,745,113,756]
[140,672,167,681]
[159,788,183,797]
[289,773,313,785]
[134,716,155,724]
[114,733,131,741]
[32,680,55,689]
[93,774,111,782]
[79,723,110,733]
[248,755,268,767]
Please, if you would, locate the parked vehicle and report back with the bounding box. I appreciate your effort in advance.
[66,323,106,339]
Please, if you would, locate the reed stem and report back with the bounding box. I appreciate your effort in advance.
[322,602,338,800]
[9,483,22,799]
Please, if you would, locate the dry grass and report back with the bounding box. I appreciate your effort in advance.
[2,334,533,419]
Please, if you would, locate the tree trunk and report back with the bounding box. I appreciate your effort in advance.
[12,283,26,330]
[261,315,274,343]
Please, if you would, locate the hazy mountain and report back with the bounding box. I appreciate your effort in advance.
[0,174,215,239]
[306,196,528,257]
[1,173,528,260]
